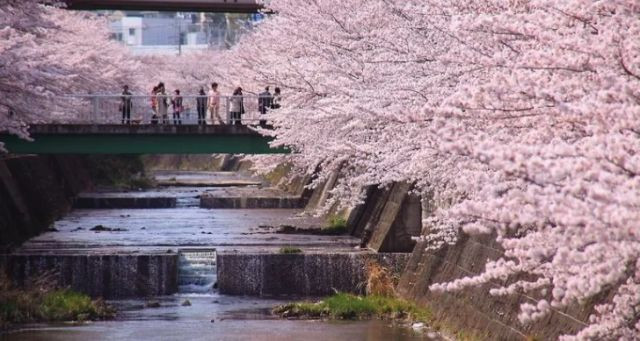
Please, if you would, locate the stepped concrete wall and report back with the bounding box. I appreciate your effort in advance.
[2,254,178,299]
[217,252,410,297]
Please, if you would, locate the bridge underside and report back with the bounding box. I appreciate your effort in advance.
[0,125,287,154]
[64,0,262,13]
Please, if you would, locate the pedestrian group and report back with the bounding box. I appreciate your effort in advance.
[120,82,282,126]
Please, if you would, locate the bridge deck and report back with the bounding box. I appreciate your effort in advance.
[0,125,287,155]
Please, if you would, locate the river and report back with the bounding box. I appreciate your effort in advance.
[4,171,441,341]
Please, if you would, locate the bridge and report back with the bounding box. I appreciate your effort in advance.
[0,125,288,154]
[64,0,263,13]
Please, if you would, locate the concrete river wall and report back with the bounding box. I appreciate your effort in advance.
[217,252,409,296]
[2,254,178,298]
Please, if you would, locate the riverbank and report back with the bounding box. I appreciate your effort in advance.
[0,273,114,330]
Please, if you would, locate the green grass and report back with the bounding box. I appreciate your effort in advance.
[0,289,114,327]
[39,290,100,321]
[320,215,348,235]
[279,247,303,254]
[273,293,432,322]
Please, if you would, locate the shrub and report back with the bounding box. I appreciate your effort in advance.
[365,262,395,297]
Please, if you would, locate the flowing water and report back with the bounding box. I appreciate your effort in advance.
[3,171,442,341]
[4,295,438,341]
[178,250,217,294]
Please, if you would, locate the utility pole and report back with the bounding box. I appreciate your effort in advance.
[175,16,182,56]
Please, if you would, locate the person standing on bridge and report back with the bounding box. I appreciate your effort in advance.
[171,89,183,125]
[229,87,245,126]
[258,86,273,127]
[196,87,207,125]
[272,87,282,110]
[120,85,133,125]
[208,82,223,125]
[150,85,159,124]
[157,83,169,125]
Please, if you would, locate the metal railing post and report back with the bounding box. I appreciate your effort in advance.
[225,96,231,125]
[92,96,98,124]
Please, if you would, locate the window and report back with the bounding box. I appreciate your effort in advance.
[129,28,136,35]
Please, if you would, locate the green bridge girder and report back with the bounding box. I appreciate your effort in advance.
[0,125,289,155]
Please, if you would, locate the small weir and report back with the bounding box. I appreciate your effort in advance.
[178,249,217,294]
[175,195,200,208]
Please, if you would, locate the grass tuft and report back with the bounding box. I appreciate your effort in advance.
[273,293,432,322]
[320,215,348,235]
[39,290,99,321]
[279,247,303,254]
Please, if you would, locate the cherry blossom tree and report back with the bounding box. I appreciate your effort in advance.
[224,0,640,338]
[426,1,640,339]
[0,0,144,144]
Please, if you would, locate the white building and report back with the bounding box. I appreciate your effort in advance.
[109,13,214,55]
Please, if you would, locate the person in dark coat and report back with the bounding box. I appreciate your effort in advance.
[121,85,132,124]
[229,87,245,126]
[258,86,273,126]
[171,89,183,125]
[196,87,207,125]
[271,87,282,109]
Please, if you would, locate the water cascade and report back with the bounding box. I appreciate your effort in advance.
[178,249,217,294]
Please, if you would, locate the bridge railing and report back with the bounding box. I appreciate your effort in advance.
[61,95,276,125]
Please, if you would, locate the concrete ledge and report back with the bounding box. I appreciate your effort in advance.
[217,252,410,297]
[74,197,177,209]
[1,254,179,299]
[200,196,304,209]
